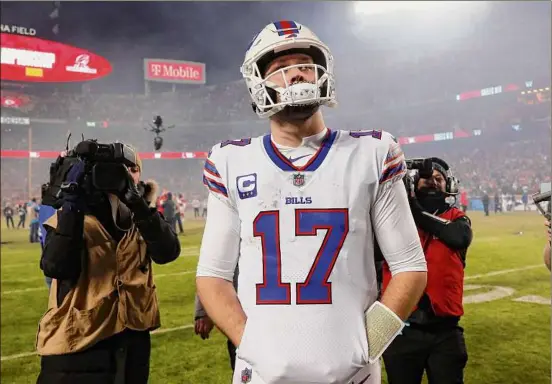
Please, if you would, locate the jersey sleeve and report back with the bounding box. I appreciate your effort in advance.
[197,144,241,282]
[202,144,234,208]
[378,132,407,186]
[372,132,427,276]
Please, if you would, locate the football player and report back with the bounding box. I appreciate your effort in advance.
[196,21,428,384]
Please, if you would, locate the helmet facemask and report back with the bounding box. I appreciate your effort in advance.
[243,47,336,120]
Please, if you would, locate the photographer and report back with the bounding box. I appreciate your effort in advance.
[381,157,473,384]
[36,141,181,384]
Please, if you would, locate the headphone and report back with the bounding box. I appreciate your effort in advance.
[428,157,459,195]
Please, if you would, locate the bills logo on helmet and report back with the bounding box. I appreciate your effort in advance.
[272,20,301,37]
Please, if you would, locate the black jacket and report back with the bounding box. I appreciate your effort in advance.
[41,190,180,305]
[38,186,180,384]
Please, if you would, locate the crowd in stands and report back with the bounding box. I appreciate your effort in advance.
[1,65,550,207]
[2,128,549,207]
[406,135,550,196]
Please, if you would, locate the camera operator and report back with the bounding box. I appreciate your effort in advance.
[36,141,181,384]
[381,157,473,384]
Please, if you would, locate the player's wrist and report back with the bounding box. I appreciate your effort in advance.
[364,301,406,364]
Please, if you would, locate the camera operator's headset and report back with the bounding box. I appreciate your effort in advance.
[421,157,460,196]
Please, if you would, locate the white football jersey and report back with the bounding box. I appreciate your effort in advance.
[197,128,426,384]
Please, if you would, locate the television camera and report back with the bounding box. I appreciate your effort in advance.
[404,157,459,198]
[145,115,174,151]
[403,158,434,197]
[41,136,141,208]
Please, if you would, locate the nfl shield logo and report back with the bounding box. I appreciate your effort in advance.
[292,173,305,187]
[241,367,252,383]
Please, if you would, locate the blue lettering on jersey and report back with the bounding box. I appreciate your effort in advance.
[237,173,257,200]
[285,196,312,205]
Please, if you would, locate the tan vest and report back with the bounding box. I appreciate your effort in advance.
[36,198,161,356]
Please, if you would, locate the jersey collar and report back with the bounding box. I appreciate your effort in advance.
[262,129,338,172]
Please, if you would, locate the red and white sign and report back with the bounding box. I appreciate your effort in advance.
[1,95,27,108]
[0,33,112,82]
[0,150,210,159]
[144,58,206,84]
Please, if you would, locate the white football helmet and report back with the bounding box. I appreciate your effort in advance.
[240,20,337,119]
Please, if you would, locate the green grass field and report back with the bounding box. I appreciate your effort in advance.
[1,211,550,384]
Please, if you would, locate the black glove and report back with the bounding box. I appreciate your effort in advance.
[60,160,87,211]
[117,169,151,221]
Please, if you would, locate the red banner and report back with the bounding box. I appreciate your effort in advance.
[0,150,210,159]
[0,33,112,82]
[144,58,206,84]
[0,128,483,160]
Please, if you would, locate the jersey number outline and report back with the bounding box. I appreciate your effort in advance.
[253,209,349,305]
[220,138,252,147]
[349,130,382,140]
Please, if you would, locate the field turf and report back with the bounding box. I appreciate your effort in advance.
[1,211,550,383]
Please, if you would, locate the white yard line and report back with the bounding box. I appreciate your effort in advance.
[2,264,544,295]
[1,324,194,362]
[0,247,196,268]
[155,270,195,278]
[1,249,200,284]
[1,262,37,269]
[464,264,543,280]
[1,287,45,295]
[1,270,196,295]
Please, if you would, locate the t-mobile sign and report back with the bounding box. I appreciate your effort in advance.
[144,58,206,84]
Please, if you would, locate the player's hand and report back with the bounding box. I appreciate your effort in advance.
[545,220,551,243]
[194,316,214,340]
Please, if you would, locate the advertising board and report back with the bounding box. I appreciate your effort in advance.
[144,58,206,84]
[0,33,112,82]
